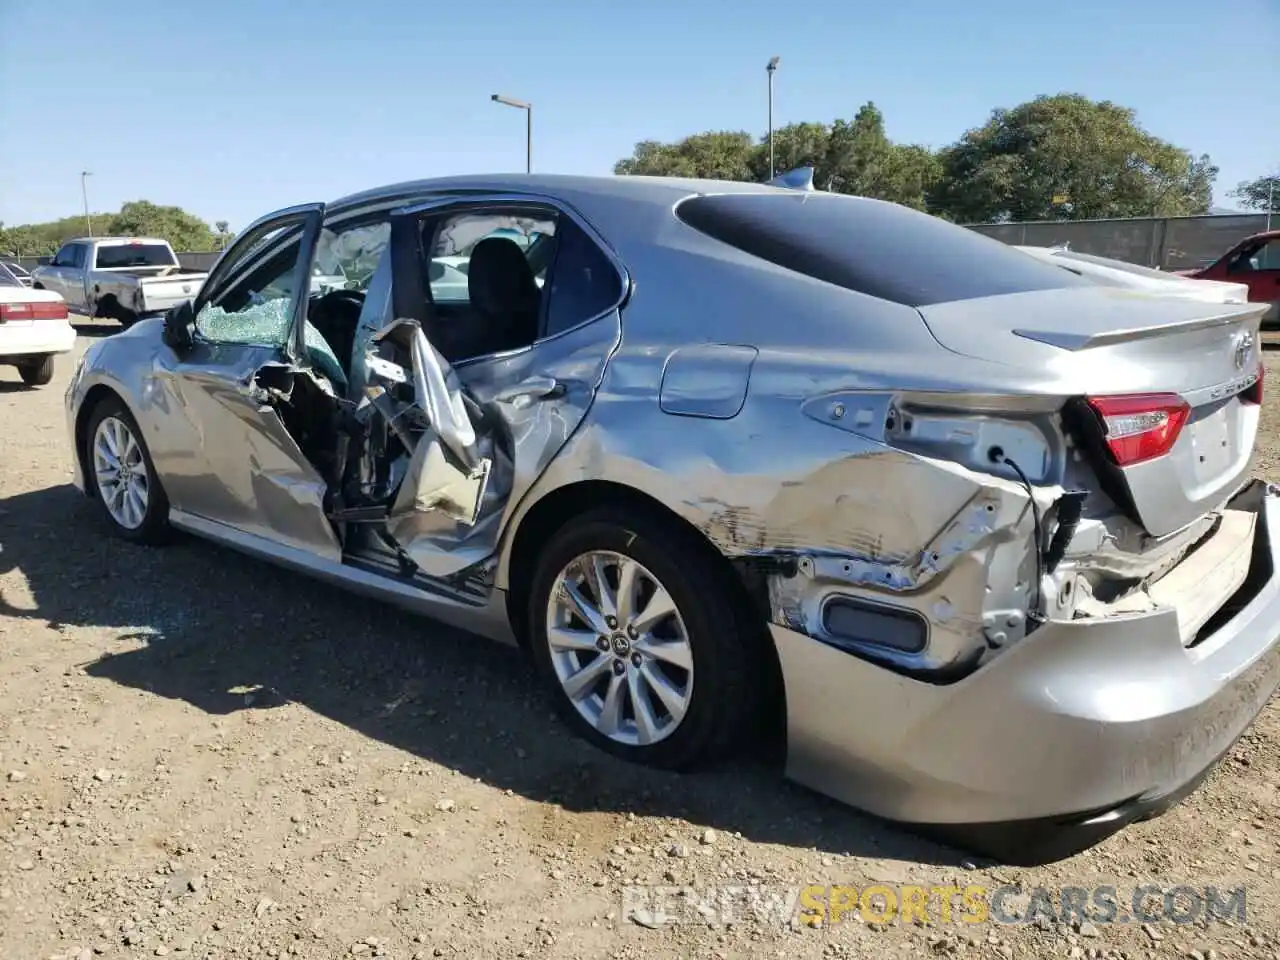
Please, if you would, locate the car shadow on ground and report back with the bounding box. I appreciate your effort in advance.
[0,482,969,868]
[72,318,122,339]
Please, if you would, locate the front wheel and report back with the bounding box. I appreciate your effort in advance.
[84,397,172,544]
[527,507,762,772]
[18,355,54,386]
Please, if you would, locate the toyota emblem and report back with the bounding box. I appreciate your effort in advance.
[1233,331,1254,370]
[182,284,192,294]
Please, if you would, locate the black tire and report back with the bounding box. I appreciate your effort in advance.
[18,355,54,386]
[95,295,135,328]
[527,506,763,772]
[83,396,172,544]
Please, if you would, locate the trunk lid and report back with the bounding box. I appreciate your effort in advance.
[917,287,1269,538]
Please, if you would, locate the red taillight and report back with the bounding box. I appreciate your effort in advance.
[1242,363,1264,406]
[0,300,69,322]
[1086,393,1190,466]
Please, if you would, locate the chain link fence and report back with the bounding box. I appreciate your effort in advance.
[966,213,1272,270]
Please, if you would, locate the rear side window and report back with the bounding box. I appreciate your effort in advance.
[543,218,623,337]
[676,193,1089,307]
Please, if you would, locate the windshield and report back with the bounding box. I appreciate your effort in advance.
[3,261,30,278]
[0,263,22,286]
[95,243,177,269]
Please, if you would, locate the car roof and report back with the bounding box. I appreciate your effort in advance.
[327,173,783,215]
[1238,229,1280,244]
[61,236,170,245]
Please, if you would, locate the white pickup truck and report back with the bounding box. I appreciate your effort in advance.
[31,237,208,328]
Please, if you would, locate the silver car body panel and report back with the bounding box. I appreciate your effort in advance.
[65,173,1280,841]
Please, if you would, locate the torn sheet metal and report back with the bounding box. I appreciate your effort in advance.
[390,433,491,526]
[351,315,511,579]
[386,435,512,579]
[363,317,480,469]
[406,321,480,470]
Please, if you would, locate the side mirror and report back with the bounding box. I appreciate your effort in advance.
[162,300,195,352]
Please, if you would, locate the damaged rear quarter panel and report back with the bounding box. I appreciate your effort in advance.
[497,270,1048,678]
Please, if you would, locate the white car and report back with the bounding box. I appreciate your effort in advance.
[2,260,33,287]
[0,263,76,387]
[1015,245,1251,304]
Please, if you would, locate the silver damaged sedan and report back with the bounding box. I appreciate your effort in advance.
[65,174,1280,864]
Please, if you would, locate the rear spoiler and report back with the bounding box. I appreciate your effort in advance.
[766,166,817,192]
[1013,300,1270,351]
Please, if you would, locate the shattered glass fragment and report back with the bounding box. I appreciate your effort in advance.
[196,299,348,387]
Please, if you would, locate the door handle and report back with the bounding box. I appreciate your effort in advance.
[493,376,565,407]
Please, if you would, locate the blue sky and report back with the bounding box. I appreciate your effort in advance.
[1,0,1277,230]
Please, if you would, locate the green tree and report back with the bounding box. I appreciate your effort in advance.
[613,102,940,211]
[818,105,941,210]
[1229,170,1280,213]
[614,131,757,180]
[930,93,1216,223]
[111,200,218,251]
[0,202,221,258]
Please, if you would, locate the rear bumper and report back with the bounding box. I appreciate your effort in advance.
[0,321,76,359]
[774,479,1280,863]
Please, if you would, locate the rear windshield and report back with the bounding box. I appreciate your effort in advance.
[95,244,176,269]
[675,193,1089,307]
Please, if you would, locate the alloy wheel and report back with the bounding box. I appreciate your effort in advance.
[92,415,150,530]
[545,550,694,747]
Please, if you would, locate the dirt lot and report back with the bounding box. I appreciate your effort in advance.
[2,323,1279,960]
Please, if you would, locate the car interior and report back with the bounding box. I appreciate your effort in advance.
[182,203,621,581]
[186,210,561,574]
[304,212,561,388]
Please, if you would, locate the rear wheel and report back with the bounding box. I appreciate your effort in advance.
[18,355,54,386]
[527,507,762,772]
[85,397,171,544]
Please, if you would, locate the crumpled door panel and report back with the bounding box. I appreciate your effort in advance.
[354,317,511,578]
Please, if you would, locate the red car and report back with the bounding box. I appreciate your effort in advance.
[1179,229,1280,328]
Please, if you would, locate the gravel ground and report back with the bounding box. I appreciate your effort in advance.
[2,322,1278,960]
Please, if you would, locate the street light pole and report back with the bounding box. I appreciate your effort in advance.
[1267,177,1276,233]
[766,57,780,179]
[491,94,532,173]
[81,171,93,237]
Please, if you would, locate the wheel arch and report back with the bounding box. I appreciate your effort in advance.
[74,383,129,497]
[93,291,120,319]
[503,477,787,747]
